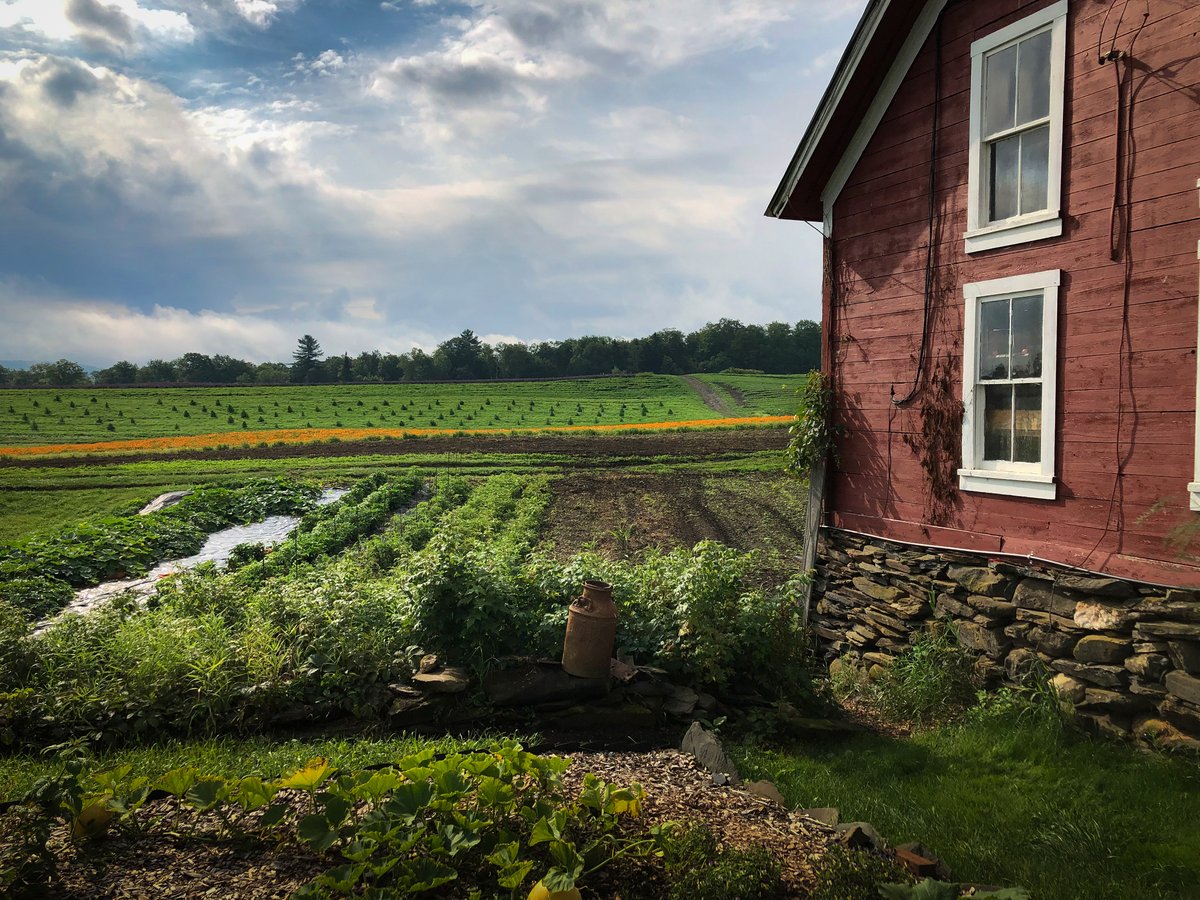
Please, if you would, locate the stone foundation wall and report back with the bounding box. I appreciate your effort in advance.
[811,528,1200,750]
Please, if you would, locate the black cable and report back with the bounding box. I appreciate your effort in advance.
[892,13,943,407]
[1082,5,1149,568]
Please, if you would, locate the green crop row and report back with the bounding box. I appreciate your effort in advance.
[0,479,322,619]
[229,473,424,582]
[0,473,816,752]
[0,375,745,445]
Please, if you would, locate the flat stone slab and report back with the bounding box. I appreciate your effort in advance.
[681,721,740,784]
[746,780,787,805]
[411,667,470,694]
[138,491,190,515]
[799,807,840,827]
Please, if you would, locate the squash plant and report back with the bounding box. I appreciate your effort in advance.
[1,741,671,897]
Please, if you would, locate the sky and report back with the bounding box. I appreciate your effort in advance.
[0,0,864,366]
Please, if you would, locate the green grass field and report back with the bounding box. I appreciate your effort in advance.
[0,374,801,447]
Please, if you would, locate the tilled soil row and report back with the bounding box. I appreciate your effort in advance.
[1,427,788,468]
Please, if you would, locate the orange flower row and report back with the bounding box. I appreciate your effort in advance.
[0,417,792,458]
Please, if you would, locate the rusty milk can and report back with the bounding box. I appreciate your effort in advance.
[561,580,617,679]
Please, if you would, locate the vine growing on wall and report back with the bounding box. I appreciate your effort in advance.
[786,371,840,475]
[902,354,963,526]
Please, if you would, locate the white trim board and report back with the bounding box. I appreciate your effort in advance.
[767,0,893,219]
[819,0,949,213]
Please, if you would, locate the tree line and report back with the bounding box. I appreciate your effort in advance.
[0,318,820,387]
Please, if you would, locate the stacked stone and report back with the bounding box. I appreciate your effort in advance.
[812,529,1200,750]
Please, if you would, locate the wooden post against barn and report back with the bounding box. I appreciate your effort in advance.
[798,455,826,626]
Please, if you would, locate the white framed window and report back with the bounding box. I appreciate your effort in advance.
[960,270,1060,499]
[965,0,1067,254]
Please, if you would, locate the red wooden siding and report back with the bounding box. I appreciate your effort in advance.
[826,0,1200,584]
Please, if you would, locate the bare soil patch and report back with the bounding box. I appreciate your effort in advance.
[541,471,807,565]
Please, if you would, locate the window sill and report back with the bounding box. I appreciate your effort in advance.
[965,213,1062,253]
[959,468,1056,500]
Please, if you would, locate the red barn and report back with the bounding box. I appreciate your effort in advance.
[769,0,1200,745]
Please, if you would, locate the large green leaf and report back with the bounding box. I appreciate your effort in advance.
[316,863,365,893]
[233,776,277,811]
[399,858,458,893]
[154,767,197,798]
[437,822,482,857]
[278,758,334,794]
[298,813,338,852]
[185,777,229,811]
[386,781,434,822]
[318,791,352,827]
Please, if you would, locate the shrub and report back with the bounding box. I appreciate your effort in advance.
[832,623,977,725]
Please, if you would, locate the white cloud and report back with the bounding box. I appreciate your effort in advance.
[292,49,347,78]
[0,281,437,363]
[370,0,817,144]
[0,0,194,52]
[0,1,853,364]
[232,0,295,29]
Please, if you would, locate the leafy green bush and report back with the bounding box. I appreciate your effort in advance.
[833,623,976,725]
[786,371,838,474]
[0,578,74,621]
[0,478,322,619]
[523,543,815,701]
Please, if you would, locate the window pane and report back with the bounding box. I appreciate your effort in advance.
[1019,125,1050,214]
[979,299,1010,380]
[989,134,1020,221]
[984,44,1017,135]
[1016,30,1052,124]
[1010,294,1043,378]
[1013,383,1042,463]
[983,384,1013,461]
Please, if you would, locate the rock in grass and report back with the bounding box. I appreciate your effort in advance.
[836,821,885,850]
[681,721,740,784]
[411,667,470,693]
[746,780,786,805]
[799,807,840,827]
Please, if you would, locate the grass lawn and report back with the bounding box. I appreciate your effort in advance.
[0,485,182,544]
[732,713,1200,899]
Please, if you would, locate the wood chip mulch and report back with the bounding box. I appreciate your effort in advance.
[33,750,833,898]
[560,749,836,895]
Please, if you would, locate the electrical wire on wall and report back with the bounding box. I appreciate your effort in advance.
[891,13,944,409]
[1082,0,1149,569]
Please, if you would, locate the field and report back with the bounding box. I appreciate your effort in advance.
[0,373,802,452]
[2,375,1197,898]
